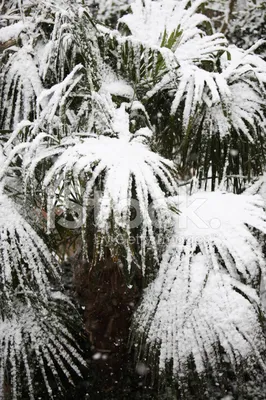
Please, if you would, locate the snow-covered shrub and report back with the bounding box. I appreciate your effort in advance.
[0,0,266,398]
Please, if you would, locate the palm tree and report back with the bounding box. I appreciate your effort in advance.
[0,0,266,398]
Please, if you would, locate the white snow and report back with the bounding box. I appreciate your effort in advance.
[119,0,266,138]
[1,47,44,129]
[134,190,266,375]
[0,21,25,43]
[0,185,59,301]
[24,93,177,270]
[101,80,134,99]
[0,307,85,400]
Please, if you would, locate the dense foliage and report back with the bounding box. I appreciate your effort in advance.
[0,0,266,398]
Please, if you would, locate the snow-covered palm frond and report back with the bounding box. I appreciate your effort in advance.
[167,46,265,190]
[34,8,102,136]
[153,42,266,184]
[98,0,225,93]
[35,64,85,135]
[203,45,266,140]
[0,146,86,398]
[116,0,265,142]
[23,94,177,268]
[0,305,85,400]
[117,0,226,77]
[204,79,265,140]
[35,3,98,83]
[119,0,211,48]
[171,191,266,282]
[0,187,58,307]
[35,11,76,82]
[113,0,227,130]
[135,254,265,375]
[133,191,266,377]
[0,48,43,130]
[157,43,266,138]
[0,0,100,135]
[158,63,222,129]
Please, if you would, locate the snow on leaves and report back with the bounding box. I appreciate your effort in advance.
[0,186,58,305]
[0,146,85,399]
[119,0,266,140]
[0,307,85,400]
[134,191,266,376]
[119,0,211,48]
[0,21,26,43]
[24,94,177,269]
[0,0,266,395]
[36,64,84,133]
[0,48,43,130]
[203,45,266,139]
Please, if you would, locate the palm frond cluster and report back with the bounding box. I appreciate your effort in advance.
[0,0,266,398]
[0,177,85,398]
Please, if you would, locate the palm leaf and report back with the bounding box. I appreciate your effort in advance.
[23,93,177,269]
[0,143,86,399]
[0,48,43,130]
[0,304,85,400]
[133,191,266,377]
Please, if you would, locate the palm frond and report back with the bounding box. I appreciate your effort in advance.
[0,48,43,130]
[116,0,226,87]
[0,305,85,400]
[0,187,58,307]
[133,191,266,377]
[23,94,177,269]
[0,146,86,399]
[36,64,85,135]
[0,0,101,136]
[203,45,266,140]
[119,0,210,48]
[150,41,266,189]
